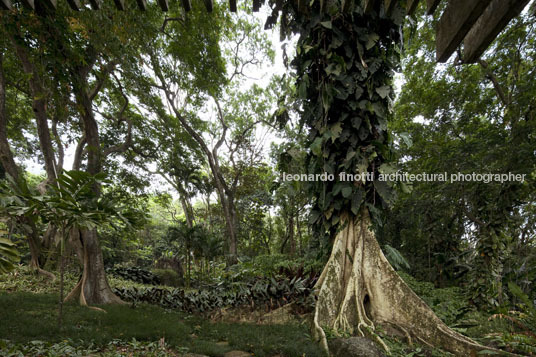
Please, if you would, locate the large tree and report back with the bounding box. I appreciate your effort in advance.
[0,2,163,304]
[271,0,502,354]
[148,7,275,264]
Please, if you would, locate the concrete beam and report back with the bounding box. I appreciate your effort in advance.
[158,0,168,11]
[136,0,147,10]
[406,0,419,15]
[0,0,12,10]
[426,0,440,14]
[436,0,491,62]
[463,0,529,62]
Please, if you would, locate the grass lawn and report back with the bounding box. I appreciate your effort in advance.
[0,292,323,356]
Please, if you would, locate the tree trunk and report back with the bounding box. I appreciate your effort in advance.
[0,50,53,279]
[289,214,296,255]
[10,38,57,184]
[64,85,123,305]
[65,229,123,305]
[216,188,238,265]
[312,210,497,356]
[179,194,194,229]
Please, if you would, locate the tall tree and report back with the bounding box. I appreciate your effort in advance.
[0,26,54,277]
[148,7,275,264]
[1,1,163,304]
[272,0,497,354]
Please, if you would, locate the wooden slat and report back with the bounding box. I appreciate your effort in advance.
[181,0,191,11]
[363,0,378,13]
[426,0,440,14]
[384,0,396,15]
[463,0,529,63]
[89,0,100,9]
[35,0,56,15]
[66,0,81,11]
[229,0,236,12]
[252,0,261,12]
[135,0,146,10]
[406,0,419,15]
[20,0,35,9]
[40,0,56,10]
[0,0,12,10]
[436,0,491,62]
[203,0,213,11]
[113,0,125,10]
[158,0,168,11]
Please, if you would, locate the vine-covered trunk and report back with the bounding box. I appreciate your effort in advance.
[312,211,488,355]
[285,3,503,353]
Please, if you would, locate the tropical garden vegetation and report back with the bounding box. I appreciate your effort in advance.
[0,0,535,356]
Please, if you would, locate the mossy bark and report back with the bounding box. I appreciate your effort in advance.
[312,210,496,356]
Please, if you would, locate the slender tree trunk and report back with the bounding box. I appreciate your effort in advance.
[58,231,65,329]
[289,214,296,256]
[179,194,194,229]
[215,187,238,265]
[0,50,53,278]
[10,39,57,184]
[296,212,303,254]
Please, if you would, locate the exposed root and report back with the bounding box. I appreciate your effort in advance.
[37,267,56,281]
[312,210,503,356]
[88,306,107,313]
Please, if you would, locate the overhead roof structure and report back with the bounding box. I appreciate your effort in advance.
[0,0,532,63]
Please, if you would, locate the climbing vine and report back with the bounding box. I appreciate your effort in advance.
[280,1,405,238]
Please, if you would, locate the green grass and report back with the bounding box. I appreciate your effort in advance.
[0,292,323,356]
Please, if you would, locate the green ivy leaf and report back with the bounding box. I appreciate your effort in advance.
[375,85,391,99]
[310,137,323,156]
[320,21,332,29]
[341,186,352,198]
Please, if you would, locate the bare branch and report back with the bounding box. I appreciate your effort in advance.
[161,16,185,32]
[72,135,86,171]
[478,60,508,107]
[103,73,132,157]
[88,60,118,102]
[51,118,64,172]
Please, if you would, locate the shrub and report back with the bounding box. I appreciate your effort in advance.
[113,275,317,314]
[152,269,183,287]
[106,266,160,285]
[227,254,323,281]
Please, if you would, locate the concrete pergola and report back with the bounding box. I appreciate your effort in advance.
[0,0,531,63]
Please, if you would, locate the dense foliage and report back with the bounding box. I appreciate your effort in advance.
[290,3,404,238]
[0,0,535,355]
